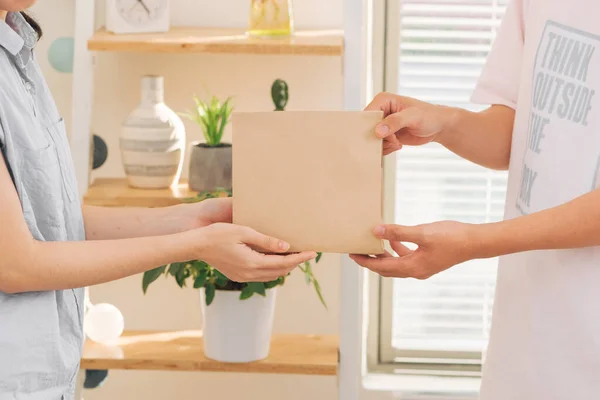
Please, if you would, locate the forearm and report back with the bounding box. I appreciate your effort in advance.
[437,105,515,170]
[83,205,189,240]
[4,232,194,293]
[473,189,600,258]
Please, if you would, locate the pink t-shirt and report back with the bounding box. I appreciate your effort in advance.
[472,0,600,399]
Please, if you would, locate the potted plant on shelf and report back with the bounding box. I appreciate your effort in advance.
[142,189,325,364]
[181,94,234,192]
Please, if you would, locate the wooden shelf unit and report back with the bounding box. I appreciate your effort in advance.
[81,330,338,376]
[88,27,344,56]
[76,17,349,400]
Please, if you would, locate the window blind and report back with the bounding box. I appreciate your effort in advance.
[389,0,510,373]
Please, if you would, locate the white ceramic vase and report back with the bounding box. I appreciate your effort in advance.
[120,76,185,189]
[200,288,277,363]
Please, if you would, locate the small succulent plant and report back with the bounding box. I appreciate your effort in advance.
[271,79,289,111]
[180,95,234,147]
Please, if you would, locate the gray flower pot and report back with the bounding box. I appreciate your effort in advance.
[189,143,232,192]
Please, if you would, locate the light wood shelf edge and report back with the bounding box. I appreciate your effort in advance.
[81,330,338,376]
[84,178,195,207]
[88,27,344,56]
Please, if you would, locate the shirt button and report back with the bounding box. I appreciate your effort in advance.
[24,82,33,92]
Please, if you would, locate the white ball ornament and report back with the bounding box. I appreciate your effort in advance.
[84,303,125,344]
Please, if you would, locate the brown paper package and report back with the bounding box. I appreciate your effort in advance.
[232,110,384,255]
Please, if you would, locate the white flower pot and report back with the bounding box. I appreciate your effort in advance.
[200,288,277,363]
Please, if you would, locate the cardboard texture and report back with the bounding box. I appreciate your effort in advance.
[232,110,384,255]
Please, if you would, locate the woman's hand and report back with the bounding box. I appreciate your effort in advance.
[187,223,318,282]
[365,92,457,155]
[350,222,477,279]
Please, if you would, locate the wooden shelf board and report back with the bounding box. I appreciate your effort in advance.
[88,27,344,56]
[84,178,195,207]
[81,330,338,375]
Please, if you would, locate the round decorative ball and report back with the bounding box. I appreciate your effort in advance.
[92,134,108,170]
[84,369,109,389]
[84,303,124,344]
[48,37,75,73]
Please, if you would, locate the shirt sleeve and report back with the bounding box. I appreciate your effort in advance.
[471,0,526,109]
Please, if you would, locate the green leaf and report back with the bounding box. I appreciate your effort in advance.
[296,261,327,309]
[304,272,311,284]
[193,94,202,108]
[312,276,327,309]
[183,93,233,147]
[302,262,312,284]
[175,263,188,288]
[316,252,323,263]
[214,269,229,287]
[188,262,201,276]
[240,285,254,300]
[247,282,266,296]
[205,284,216,306]
[264,276,286,289]
[168,262,185,277]
[193,269,209,289]
[216,97,234,144]
[142,265,166,294]
[191,260,209,273]
[264,280,279,289]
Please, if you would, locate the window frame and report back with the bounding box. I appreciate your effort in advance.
[368,0,497,380]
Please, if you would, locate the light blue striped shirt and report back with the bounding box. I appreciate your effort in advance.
[0,12,85,400]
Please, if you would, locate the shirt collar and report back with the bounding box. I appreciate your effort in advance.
[0,12,37,65]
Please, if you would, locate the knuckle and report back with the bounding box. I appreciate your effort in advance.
[419,230,431,245]
[411,107,425,125]
[385,112,401,126]
[374,92,389,101]
[388,228,403,241]
[263,236,275,250]
[241,226,254,236]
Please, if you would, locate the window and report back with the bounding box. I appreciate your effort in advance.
[373,0,510,377]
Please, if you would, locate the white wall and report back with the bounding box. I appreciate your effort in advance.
[34,0,346,399]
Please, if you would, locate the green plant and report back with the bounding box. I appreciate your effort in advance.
[181,95,234,147]
[142,189,326,308]
[271,79,289,111]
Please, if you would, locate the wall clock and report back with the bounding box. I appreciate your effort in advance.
[106,0,170,34]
